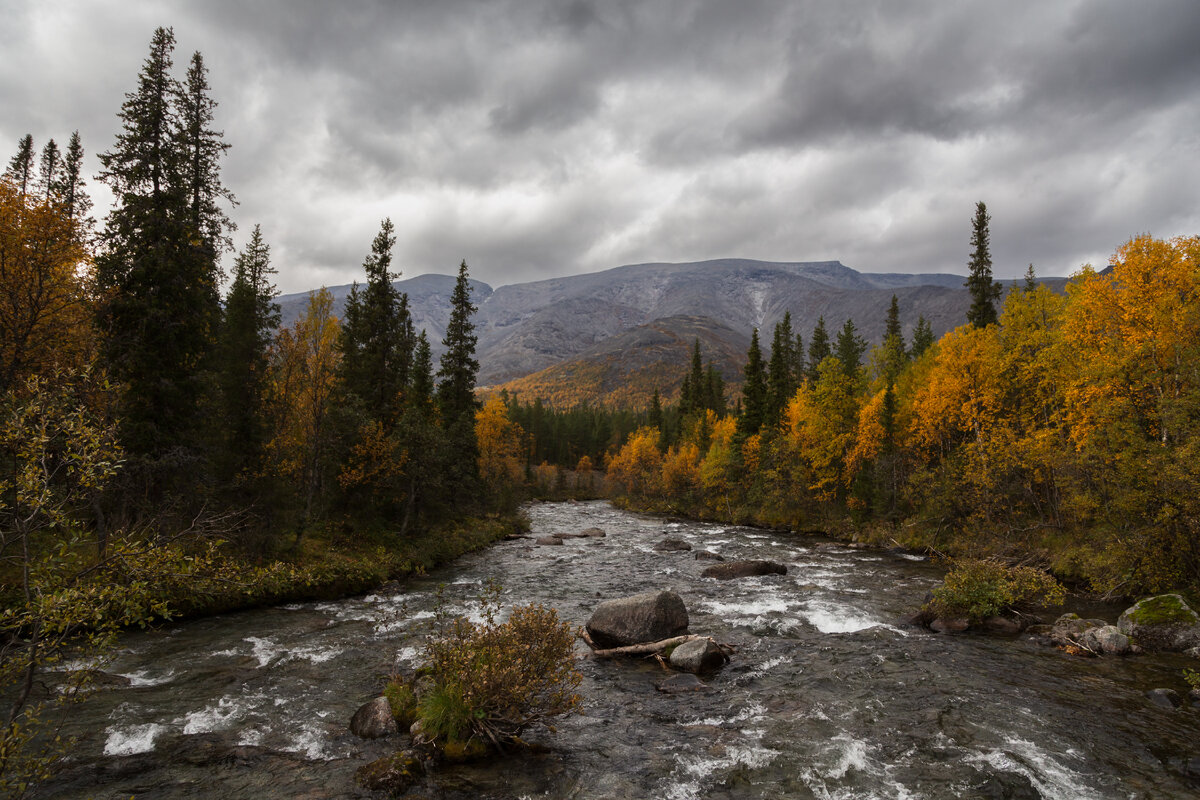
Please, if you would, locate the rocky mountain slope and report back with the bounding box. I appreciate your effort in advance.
[276,258,1056,395]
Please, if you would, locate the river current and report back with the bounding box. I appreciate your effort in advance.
[38,501,1200,799]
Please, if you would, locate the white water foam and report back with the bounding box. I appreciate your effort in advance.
[104,723,168,755]
[966,736,1099,800]
[181,692,265,734]
[800,600,904,635]
[662,742,780,800]
[119,668,176,687]
[801,734,918,800]
[743,655,789,680]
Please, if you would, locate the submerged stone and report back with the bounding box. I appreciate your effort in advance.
[655,673,708,693]
[655,538,692,552]
[700,560,787,580]
[1145,688,1183,709]
[355,749,424,793]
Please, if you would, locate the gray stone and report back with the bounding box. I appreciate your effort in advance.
[930,617,969,633]
[1145,688,1183,709]
[655,538,692,552]
[355,749,424,794]
[1079,625,1131,656]
[586,590,689,648]
[981,616,1023,635]
[536,535,564,546]
[701,560,787,580]
[668,639,729,674]
[655,673,709,693]
[1117,594,1200,652]
[579,527,607,537]
[349,696,398,739]
[693,550,725,562]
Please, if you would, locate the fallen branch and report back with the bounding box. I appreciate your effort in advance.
[583,634,703,658]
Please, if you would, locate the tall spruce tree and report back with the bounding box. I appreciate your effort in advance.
[177,50,235,259]
[218,224,278,482]
[59,131,93,224]
[791,331,805,386]
[6,134,34,195]
[438,260,481,479]
[737,328,767,437]
[95,27,224,459]
[339,218,414,426]
[882,295,908,379]
[705,365,726,417]
[36,139,60,201]
[679,339,705,417]
[766,312,796,425]
[834,318,867,377]
[910,315,934,358]
[807,316,831,382]
[965,201,1002,327]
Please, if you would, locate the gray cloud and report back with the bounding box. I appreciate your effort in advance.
[1,0,1196,293]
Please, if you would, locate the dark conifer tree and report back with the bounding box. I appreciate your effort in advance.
[410,331,435,409]
[438,260,481,479]
[6,134,34,195]
[704,365,726,417]
[737,328,767,437]
[882,294,908,379]
[339,218,414,426]
[395,330,447,534]
[648,389,664,431]
[766,312,796,425]
[1024,263,1038,294]
[177,50,235,258]
[58,131,93,224]
[965,201,1002,328]
[910,316,934,358]
[834,319,867,377]
[791,331,805,386]
[807,316,831,382]
[95,27,224,460]
[218,224,279,482]
[36,139,60,201]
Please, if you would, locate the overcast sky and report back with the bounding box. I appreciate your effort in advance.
[3,1,1198,293]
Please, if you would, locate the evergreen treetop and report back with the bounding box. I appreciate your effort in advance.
[737,328,767,437]
[965,201,1002,328]
[807,316,831,382]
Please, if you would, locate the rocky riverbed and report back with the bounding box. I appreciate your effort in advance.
[35,501,1200,799]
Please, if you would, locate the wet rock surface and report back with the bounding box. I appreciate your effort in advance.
[700,559,787,580]
[585,590,689,648]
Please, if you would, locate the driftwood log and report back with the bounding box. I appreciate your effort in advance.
[579,631,736,659]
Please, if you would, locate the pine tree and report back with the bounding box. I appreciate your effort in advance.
[339,218,414,426]
[438,259,481,480]
[95,27,222,459]
[177,50,235,258]
[766,312,796,425]
[834,318,867,377]
[218,224,279,482]
[882,295,908,380]
[36,139,60,201]
[705,365,726,417]
[680,339,705,417]
[410,331,435,410]
[1024,263,1037,294]
[791,331,805,387]
[807,316,831,382]
[911,315,934,358]
[6,134,34,195]
[737,328,767,437]
[965,201,1002,328]
[58,131,92,224]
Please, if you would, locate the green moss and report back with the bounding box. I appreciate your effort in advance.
[1127,594,1197,626]
[354,750,423,793]
[383,678,418,728]
[440,737,489,762]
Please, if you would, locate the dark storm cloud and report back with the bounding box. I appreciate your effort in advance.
[1,0,1197,292]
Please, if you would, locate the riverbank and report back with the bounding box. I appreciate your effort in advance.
[160,513,529,622]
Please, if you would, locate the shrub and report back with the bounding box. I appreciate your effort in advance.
[927,558,1065,623]
[417,586,582,749]
[383,676,418,728]
[1185,668,1200,691]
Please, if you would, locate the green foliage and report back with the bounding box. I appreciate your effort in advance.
[927,559,1066,623]
[1184,668,1200,690]
[416,585,582,748]
[384,676,419,728]
[807,316,832,383]
[737,328,766,437]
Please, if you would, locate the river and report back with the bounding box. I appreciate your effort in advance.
[37,501,1200,799]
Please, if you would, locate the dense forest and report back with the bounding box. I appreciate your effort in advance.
[605,220,1200,600]
[0,28,526,790]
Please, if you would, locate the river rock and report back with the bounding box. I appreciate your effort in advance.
[1078,625,1131,655]
[349,696,398,739]
[579,527,607,537]
[701,560,787,580]
[655,673,709,693]
[930,617,969,633]
[693,550,724,561]
[586,590,689,648]
[355,749,424,794]
[668,638,728,674]
[1117,594,1200,652]
[655,538,692,552]
[981,616,1023,635]
[536,535,564,546]
[1145,688,1183,709]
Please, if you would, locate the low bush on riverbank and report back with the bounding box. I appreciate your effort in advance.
[926,559,1066,623]
[396,587,582,753]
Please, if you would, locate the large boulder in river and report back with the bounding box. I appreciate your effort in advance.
[349,696,398,739]
[668,638,728,674]
[536,535,564,546]
[1079,625,1131,656]
[655,538,692,552]
[701,560,787,580]
[1117,594,1200,652]
[586,590,689,648]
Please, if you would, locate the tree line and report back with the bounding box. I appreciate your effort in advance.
[607,210,1200,599]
